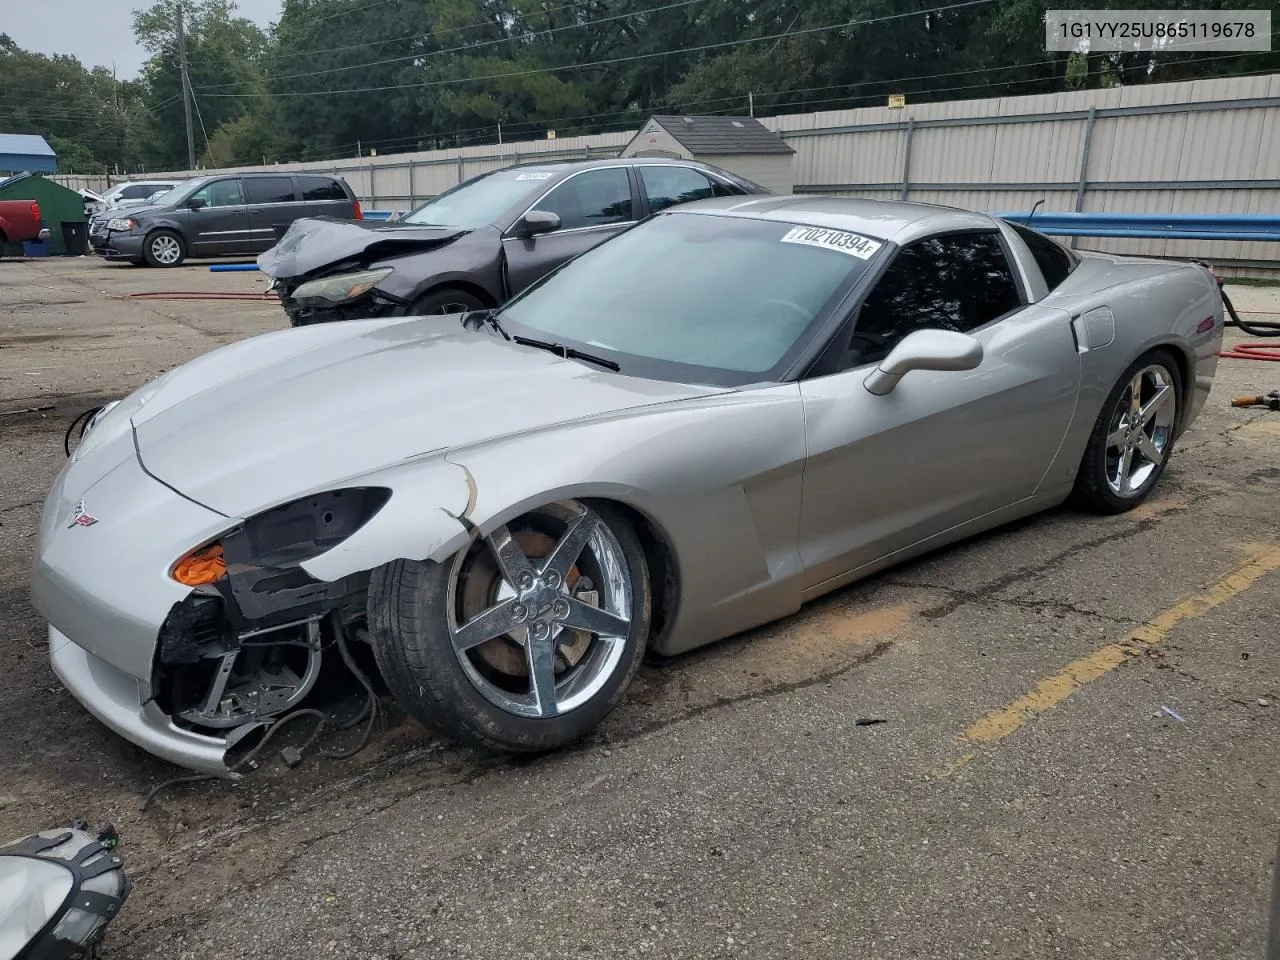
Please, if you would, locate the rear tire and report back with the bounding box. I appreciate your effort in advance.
[367,500,651,752]
[409,288,486,316]
[143,229,186,268]
[1072,349,1183,514]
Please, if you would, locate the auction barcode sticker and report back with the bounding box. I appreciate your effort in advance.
[781,225,883,260]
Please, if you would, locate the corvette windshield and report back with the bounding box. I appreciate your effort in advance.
[402,169,551,228]
[499,212,884,382]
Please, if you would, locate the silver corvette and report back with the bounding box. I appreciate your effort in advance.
[31,197,1224,773]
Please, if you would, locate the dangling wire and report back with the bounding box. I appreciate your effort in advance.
[63,406,104,456]
[138,615,383,812]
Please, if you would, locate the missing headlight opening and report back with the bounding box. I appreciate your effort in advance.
[155,488,390,736]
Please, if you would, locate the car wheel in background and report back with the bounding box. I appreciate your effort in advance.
[367,500,651,752]
[409,288,487,316]
[1073,349,1183,514]
[143,229,186,268]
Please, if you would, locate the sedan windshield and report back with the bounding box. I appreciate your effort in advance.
[402,169,552,228]
[498,212,885,384]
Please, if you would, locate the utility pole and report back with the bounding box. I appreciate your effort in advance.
[177,4,196,170]
[748,91,754,117]
[497,120,502,145]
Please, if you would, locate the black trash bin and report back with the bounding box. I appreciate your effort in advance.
[61,221,88,256]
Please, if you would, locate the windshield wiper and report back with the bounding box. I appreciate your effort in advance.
[466,308,510,340]
[513,335,621,371]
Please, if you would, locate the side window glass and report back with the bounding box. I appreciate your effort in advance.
[299,176,346,201]
[639,166,716,213]
[1008,222,1076,290]
[244,176,295,205]
[850,232,1021,367]
[121,185,153,200]
[192,179,245,208]
[534,168,633,231]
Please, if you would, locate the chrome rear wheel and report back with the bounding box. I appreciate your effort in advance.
[1073,351,1183,514]
[1104,363,1177,498]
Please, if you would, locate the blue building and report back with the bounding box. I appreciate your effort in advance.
[0,134,58,174]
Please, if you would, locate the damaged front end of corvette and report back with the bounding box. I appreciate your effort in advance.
[152,487,390,754]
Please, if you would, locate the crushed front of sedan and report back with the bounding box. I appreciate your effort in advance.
[257,158,770,326]
[260,217,475,326]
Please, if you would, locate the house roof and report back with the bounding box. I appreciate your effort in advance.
[0,134,58,173]
[0,134,56,158]
[648,116,794,156]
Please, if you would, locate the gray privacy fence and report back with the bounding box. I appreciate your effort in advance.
[54,72,1280,271]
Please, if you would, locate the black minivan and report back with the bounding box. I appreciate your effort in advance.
[93,171,361,267]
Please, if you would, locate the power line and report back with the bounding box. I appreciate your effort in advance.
[198,0,711,90]
[201,0,1000,98]
[274,51,1264,165]
[190,90,218,166]
[309,0,405,25]
[188,0,615,67]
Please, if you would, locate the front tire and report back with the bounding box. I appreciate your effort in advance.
[143,229,186,268]
[1073,350,1183,514]
[368,500,651,752]
[409,287,486,316]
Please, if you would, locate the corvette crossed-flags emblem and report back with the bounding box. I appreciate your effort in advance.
[67,501,98,528]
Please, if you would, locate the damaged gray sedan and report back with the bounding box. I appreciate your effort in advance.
[260,157,768,326]
[32,197,1223,774]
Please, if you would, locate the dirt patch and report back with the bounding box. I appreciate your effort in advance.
[0,331,110,344]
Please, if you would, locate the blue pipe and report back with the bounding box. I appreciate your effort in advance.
[209,264,260,272]
[1000,211,1280,243]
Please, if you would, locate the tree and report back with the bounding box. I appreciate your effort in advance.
[0,35,150,173]
[133,0,270,168]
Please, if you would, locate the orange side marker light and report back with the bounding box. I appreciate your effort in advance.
[172,543,227,586]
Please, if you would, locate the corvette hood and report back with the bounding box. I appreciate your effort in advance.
[258,217,471,279]
[130,316,722,517]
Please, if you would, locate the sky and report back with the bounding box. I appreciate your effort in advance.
[3,0,284,79]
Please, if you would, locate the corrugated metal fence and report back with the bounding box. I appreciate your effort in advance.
[55,73,1280,270]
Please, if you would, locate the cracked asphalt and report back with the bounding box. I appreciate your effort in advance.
[1,257,1278,959]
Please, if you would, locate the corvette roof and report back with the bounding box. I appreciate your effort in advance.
[671,195,998,245]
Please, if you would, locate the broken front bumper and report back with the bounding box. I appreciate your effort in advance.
[31,433,240,773]
[50,628,238,774]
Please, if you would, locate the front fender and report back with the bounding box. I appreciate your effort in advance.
[139,215,188,236]
[300,387,809,658]
[300,454,474,581]
[378,229,504,305]
[445,388,809,655]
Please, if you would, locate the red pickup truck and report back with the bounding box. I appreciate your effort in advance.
[0,199,50,247]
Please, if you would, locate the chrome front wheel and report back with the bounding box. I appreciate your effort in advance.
[368,500,651,752]
[448,501,634,719]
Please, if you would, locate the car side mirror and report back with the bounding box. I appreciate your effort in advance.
[515,210,560,238]
[186,197,206,210]
[863,329,983,396]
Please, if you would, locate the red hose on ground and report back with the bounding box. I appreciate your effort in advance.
[1220,343,1280,362]
[129,291,278,301]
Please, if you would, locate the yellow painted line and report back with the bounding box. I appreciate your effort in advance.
[936,543,1280,777]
